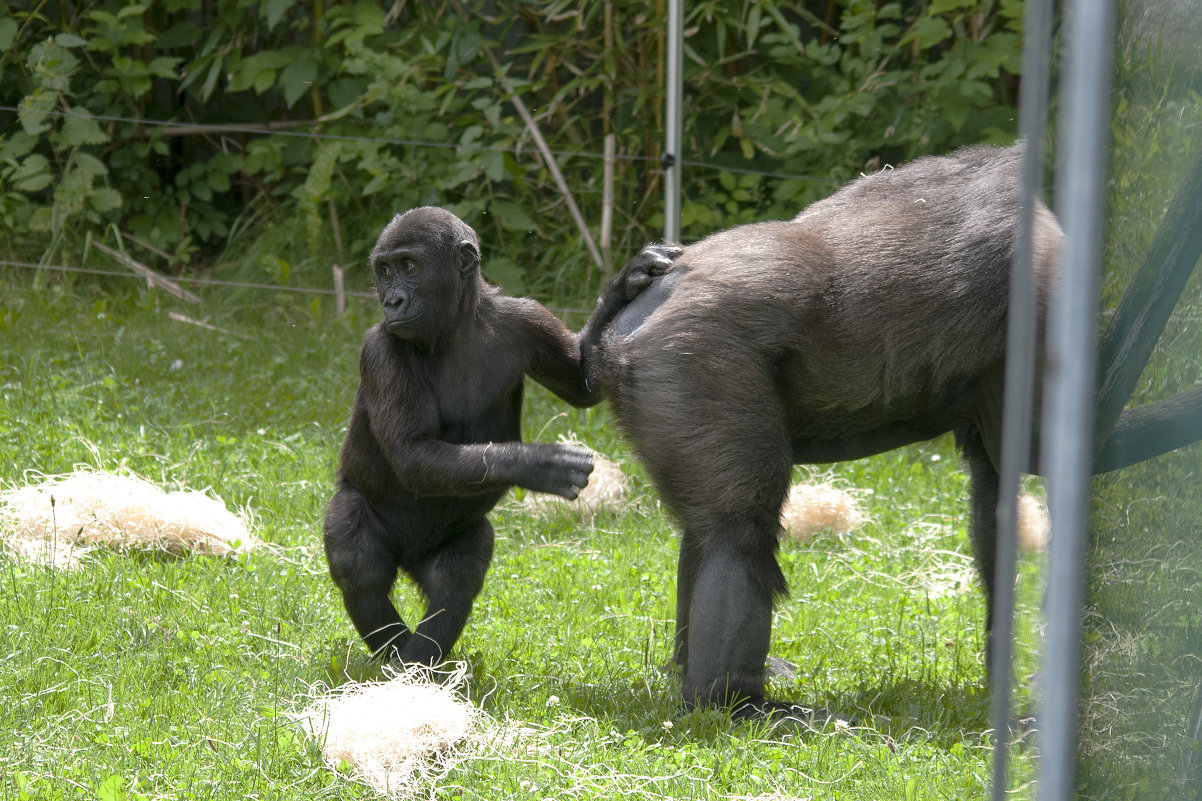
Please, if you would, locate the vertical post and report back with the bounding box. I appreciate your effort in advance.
[990,1,1053,797]
[1039,1,1117,799]
[601,133,615,279]
[663,0,683,243]
[332,264,346,317]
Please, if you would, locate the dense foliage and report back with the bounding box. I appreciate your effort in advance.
[0,0,1023,299]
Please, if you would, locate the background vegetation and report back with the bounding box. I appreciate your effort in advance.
[1,0,1023,299]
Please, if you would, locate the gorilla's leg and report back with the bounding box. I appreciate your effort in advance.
[680,524,784,709]
[323,489,411,658]
[955,424,1001,640]
[398,518,495,666]
[621,351,792,709]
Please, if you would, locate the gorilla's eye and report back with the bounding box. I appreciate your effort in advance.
[378,264,393,279]
[400,258,418,275]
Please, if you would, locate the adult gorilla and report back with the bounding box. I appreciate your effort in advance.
[324,207,599,667]
[580,144,1062,717]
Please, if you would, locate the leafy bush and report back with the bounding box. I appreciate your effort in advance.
[0,0,1021,302]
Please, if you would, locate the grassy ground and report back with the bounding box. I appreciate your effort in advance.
[1069,16,1202,797]
[0,273,1043,800]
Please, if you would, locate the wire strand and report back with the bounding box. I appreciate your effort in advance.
[0,105,833,184]
[0,259,595,315]
[0,258,373,297]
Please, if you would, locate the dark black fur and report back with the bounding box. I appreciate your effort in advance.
[324,207,599,665]
[580,144,1062,713]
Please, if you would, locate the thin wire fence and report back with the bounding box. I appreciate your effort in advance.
[0,103,834,306]
[0,104,834,182]
[0,259,596,317]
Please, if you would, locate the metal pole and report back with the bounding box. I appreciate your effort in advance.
[990,0,1053,797]
[663,0,683,243]
[1039,1,1117,798]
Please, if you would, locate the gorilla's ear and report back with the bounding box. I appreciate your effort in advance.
[458,240,481,278]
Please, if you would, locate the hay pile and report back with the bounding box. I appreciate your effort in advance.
[779,481,1048,552]
[296,665,479,798]
[779,482,867,541]
[0,468,259,568]
[1016,492,1050,553]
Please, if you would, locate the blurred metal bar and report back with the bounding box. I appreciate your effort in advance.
[663,0,683,243]
[1039,0,1118,798]
[990,0,1054,797]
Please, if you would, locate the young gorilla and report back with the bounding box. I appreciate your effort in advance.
[580,144,1063,717]
[324,207,600,666]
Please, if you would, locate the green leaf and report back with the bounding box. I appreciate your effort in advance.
[13,154,52,192]
[0,131,38,162]
[53,32,88,48]
[158,21,201,49]
[480,149,505,182]
[482,255,526,295]
[489,200,535,232]
[84,11,119,28]
[117,4,149,20]
[229,55,271,90]
[422,121,449,142]
[207,171,230,192]
[450,28,480,68]
[772,177,810,205]
[352,1,386,33]
[89,187,123,213]
[60,113,109,147]
[302,142,341,200]
[147,56,180,79]
[199,55,224,102]
[934,86,973,132]
[254,50,298,70]
[208,152,239,174]
[282,58,317,108]
[902,15,952,50]
[929,0,973,12]
[327,76,366,109]
[999,0,1025,29]
[55,168,91,207]
[17,91,56,135]
[253,69,276,94]
[73,152,109,177]
[264,0,296,30]
[0,18,16,51]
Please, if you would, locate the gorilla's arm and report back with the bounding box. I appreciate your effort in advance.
[507,298,604,408]
[393,438,593,500]
[357,328,593,500]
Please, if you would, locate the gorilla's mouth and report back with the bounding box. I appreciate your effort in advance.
[386,313,423,334]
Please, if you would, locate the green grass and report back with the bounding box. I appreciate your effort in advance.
[0,273,1041,800]
[1069,21,1202,797]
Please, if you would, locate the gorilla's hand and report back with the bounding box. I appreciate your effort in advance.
[616,243,683,300]
[579,243,683,384]
[512,443,595,500]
